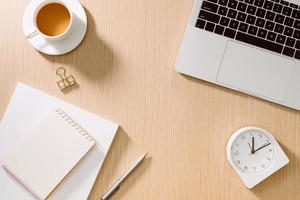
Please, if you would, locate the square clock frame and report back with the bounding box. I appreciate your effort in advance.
[226,127,289,188]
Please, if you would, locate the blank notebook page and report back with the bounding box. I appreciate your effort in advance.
[1,109,95,200]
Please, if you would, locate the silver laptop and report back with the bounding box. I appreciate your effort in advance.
[176,0,300,110]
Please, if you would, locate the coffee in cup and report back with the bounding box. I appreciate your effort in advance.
[36,3,70,37]
[26,0,74,41]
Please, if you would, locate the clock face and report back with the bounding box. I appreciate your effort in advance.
[230,129,276,173]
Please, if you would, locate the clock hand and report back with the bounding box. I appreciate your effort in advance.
[247,142,253,155]
[248,142,252,151]
[254,143,271,153]
[251,137,255,154]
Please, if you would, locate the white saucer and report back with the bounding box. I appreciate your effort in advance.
[23,0,87,55]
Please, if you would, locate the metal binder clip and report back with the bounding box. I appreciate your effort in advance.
[56,67,76,91]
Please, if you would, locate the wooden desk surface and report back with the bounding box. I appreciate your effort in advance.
[1,0,300,199]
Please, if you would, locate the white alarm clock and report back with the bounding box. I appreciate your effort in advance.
[227,127,289,188]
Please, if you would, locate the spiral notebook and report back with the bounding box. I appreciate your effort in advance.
[2,109,96,200]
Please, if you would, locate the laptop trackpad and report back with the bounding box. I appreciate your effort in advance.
[216,41,294,101]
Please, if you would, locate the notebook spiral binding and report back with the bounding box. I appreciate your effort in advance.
[55,109,95,142]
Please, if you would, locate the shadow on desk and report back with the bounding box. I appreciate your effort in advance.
[41,8,119,83]
[250,143,300,199]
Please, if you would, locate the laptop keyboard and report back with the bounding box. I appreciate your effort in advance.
[196,0,300,59]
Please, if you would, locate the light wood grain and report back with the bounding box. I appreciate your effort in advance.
[1,0,300,199]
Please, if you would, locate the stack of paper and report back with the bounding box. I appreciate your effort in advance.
[0,83,119,200]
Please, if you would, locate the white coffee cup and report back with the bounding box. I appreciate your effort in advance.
[26,0,74,42]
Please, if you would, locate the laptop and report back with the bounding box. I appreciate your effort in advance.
[176,0,300,110]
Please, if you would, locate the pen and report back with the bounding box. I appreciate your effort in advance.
[101,153,148,200]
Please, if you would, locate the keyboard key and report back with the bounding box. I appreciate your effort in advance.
[274,24,284,33]
[220,16,230,26]
[292,9,300,19]
[227,9,237,18]
[275,14,285,23]
[264,1,274,10]
[218,6,228,16]
[214,25,225,34]
[248,25,258,35]
[257,8,266,18]
[256,18,266,27]
[282,6,292,16]
[207,0,218,3]
[196,19,206,29]
[295,40,300,49]
[228,0,238,8]
[239,22,249,32]
[273,3,283,13]
[284,27,293,36]
[199,10,220,23]
[272,0,280,3]
[218,0,228,6]
[205,22,216,31]
[265,21,275,30]
[290,3,298,9]
[236,31,283,53]
[202,1,219,13]
[294,20,300,29]
[237,2,247,11]
[258,28,268,38]
[294,30,300,39]
[276,34,286,44]
[283,47,295,57]
[266,11,275,20]
[254,0,264,7]
[229,19,239,29]
[245,0,254,4]
[247,5,257,15]
[284,17,294,27]
[286,37,296,47]
[246,15,256,24]
[224,28,237,38]
[295,50,300,59]
[237,12,247,21]
[267,31,277,41]
[280,0,289,6]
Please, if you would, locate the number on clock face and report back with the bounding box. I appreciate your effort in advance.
[231,130,275,173]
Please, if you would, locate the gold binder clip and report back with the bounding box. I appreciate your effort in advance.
[56,67,76,91]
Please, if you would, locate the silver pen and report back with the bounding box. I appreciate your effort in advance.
[101,153,148,200]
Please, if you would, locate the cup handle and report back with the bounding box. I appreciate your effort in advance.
[25,30,38,39]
